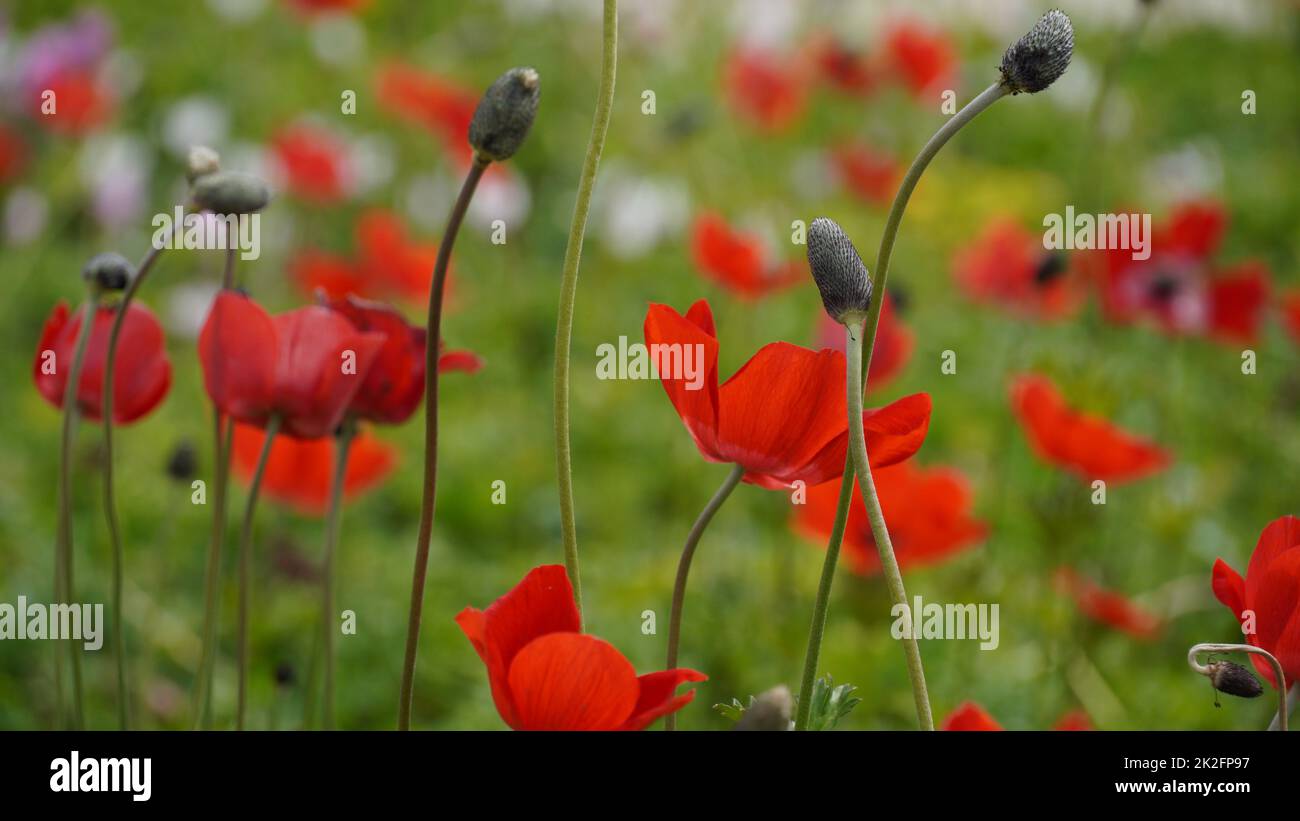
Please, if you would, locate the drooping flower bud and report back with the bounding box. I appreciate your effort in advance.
[807,217,872,326]
[187,145,221,183]
[999,9,1074,95]
[1206,661,1263,699]
[733,685,794,731]
[82,252,134,292]
[191,170,270,215]
[468,67,541,163]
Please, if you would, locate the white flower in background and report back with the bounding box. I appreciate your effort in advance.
[468,167,531,231]
[1045,53,1097,114]
[206,0,267,24]
[788,150,837,202]
[79,132,151,231]
[403,172,452,234]
[4,186,48,245]
[347,133,395,196]
[310,13,366,66]
[728,0,798,50]
[592,163,689,260]
[1141,141,1224,208]
[162,95,230,160]
[166,281,220,341]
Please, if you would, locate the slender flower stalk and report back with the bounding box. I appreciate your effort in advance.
[1270,684,1298,731]
[55,296,95,730]
[663,463,743,731]
[398,158,487,730]
[1188,643,1287,731]
[554,0,618,626]
[235,414,282,730]
[321,420,357,730]
[399,64,539,730]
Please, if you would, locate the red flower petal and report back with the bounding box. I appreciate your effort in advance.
[690,213,800,299]
[199,292,278,423]
[942,701,1002,731]
[1056,567,1162,640]
[723,47,807,131]
[1207,260,1270,344]
[231,423,397,515]
[644,301,722,460]
[1053,710,1093,731]
[505,633,640,731]
[270,306,385,438]
[619,669,709,731]
[1211,558,1246,618]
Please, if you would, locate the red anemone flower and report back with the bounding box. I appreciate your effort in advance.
[1212,516,1300,688]
[376,63,478,162]
[644,300,931,490]
[829,144,900,207]
[33,301,171,424]
[1278,290,1300,346]
[942,701,1002,731]
[1010,374,1170,484]
[33,70,112,135]
[457,565,706,730]
[1055,567,1162,640]
[690,213,802,299]
[1053,710,1093,731]
[271,122,351,204]
[0,124,27,184]
[356,208,449,303]
[881,20,956,99]
[290,249,366,301]
[1093,201,1271,344]
[723,47,808,132]
[953,218,1079,319]
[231,422,395,515]
[198,291,384,439]
[327,295,481,425]
[807,34,879,97]
[795,458,985,576]
[816,291,913,390]
[285,0,370,16]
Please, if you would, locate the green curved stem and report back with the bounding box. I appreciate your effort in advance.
[321,421,356,730]
[1188,643,1287,731]
[553,0,618,628]
[235,414,281,730]
[663,463,743,731]
[55,297,96,730]
[100,239,172,731]
[398,158,488,731]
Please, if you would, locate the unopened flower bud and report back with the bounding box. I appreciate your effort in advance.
[999,9,1074,95]
[1206,661,1263,699]
[733,685,794,731]
[165,439,198,483]
[187,145,221,183]
[191,170,270,215]
[82,252,134,292]
[468,67,540,163]
[807,217,872,326]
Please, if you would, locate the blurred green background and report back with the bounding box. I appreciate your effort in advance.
[1,0,1298,730]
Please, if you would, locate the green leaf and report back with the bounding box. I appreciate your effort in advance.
[803,676,861,731]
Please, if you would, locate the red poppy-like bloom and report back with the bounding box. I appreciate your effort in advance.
[829,144,900,207]
[231,422,395,515]
[942,701,1002,731]
[1055,567,1162,640]
[807,34,879,96]
[1053,710,1093,731]
[284,0,369,15]
[881,20,956,99]
[355,209,447,303]
[33,301,171,424]
[723,47,808,132]
[457,565,706,730]
[1093,201,1271,344]
[1011,374,1170,484]
[816,290,913,390]
[290,249,367,301]
[796,458,986,576]
[198,291,384,439]
[953,218,1079,319]
[271,122,350,204]
[0,124,26,183]
[1279,290,1300,346]
[644,300,931,490]
[1212,516,1300,688]
[327,295,481,425]
[33,70,112,135]
[690,212,802,299]
[376,63,478,161]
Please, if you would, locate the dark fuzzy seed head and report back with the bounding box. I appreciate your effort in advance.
[468,67,540,163]
[999,9,1074,94]
[1208,661,1264,699]
[191,170,270,215]
[81,252,134,292]
[807,217,872,325]
[165,439,198,483]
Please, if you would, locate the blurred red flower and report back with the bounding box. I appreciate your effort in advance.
[723,47,808,132]
[290,249,367,301]
[942,701,1002,731]
[690,212,802,299]
[881,20,956,99]
[456,565,706,730]
[0,124,27,183]
[271,122,350,204]
[1093,201,1271,345]
[356,209,447,303]
[796,458,986,576]
[1055,567,1162,640]
[807,34,879,96]
[1212,516,1300,688]
[34,301,172,424]
[816,290,913,390]
[32,70,112,135]
[376,63,478,161]
[231,422,395,515]
[327,295,481,425]
[285,0,369,15]
[830,144,900,207]
[1010,374,1169,484]
[198,291,384,439]
[644,300,931,490]
[1053,710,1093,731]
[1279,290,1300,345]
[953,218,1079,319]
